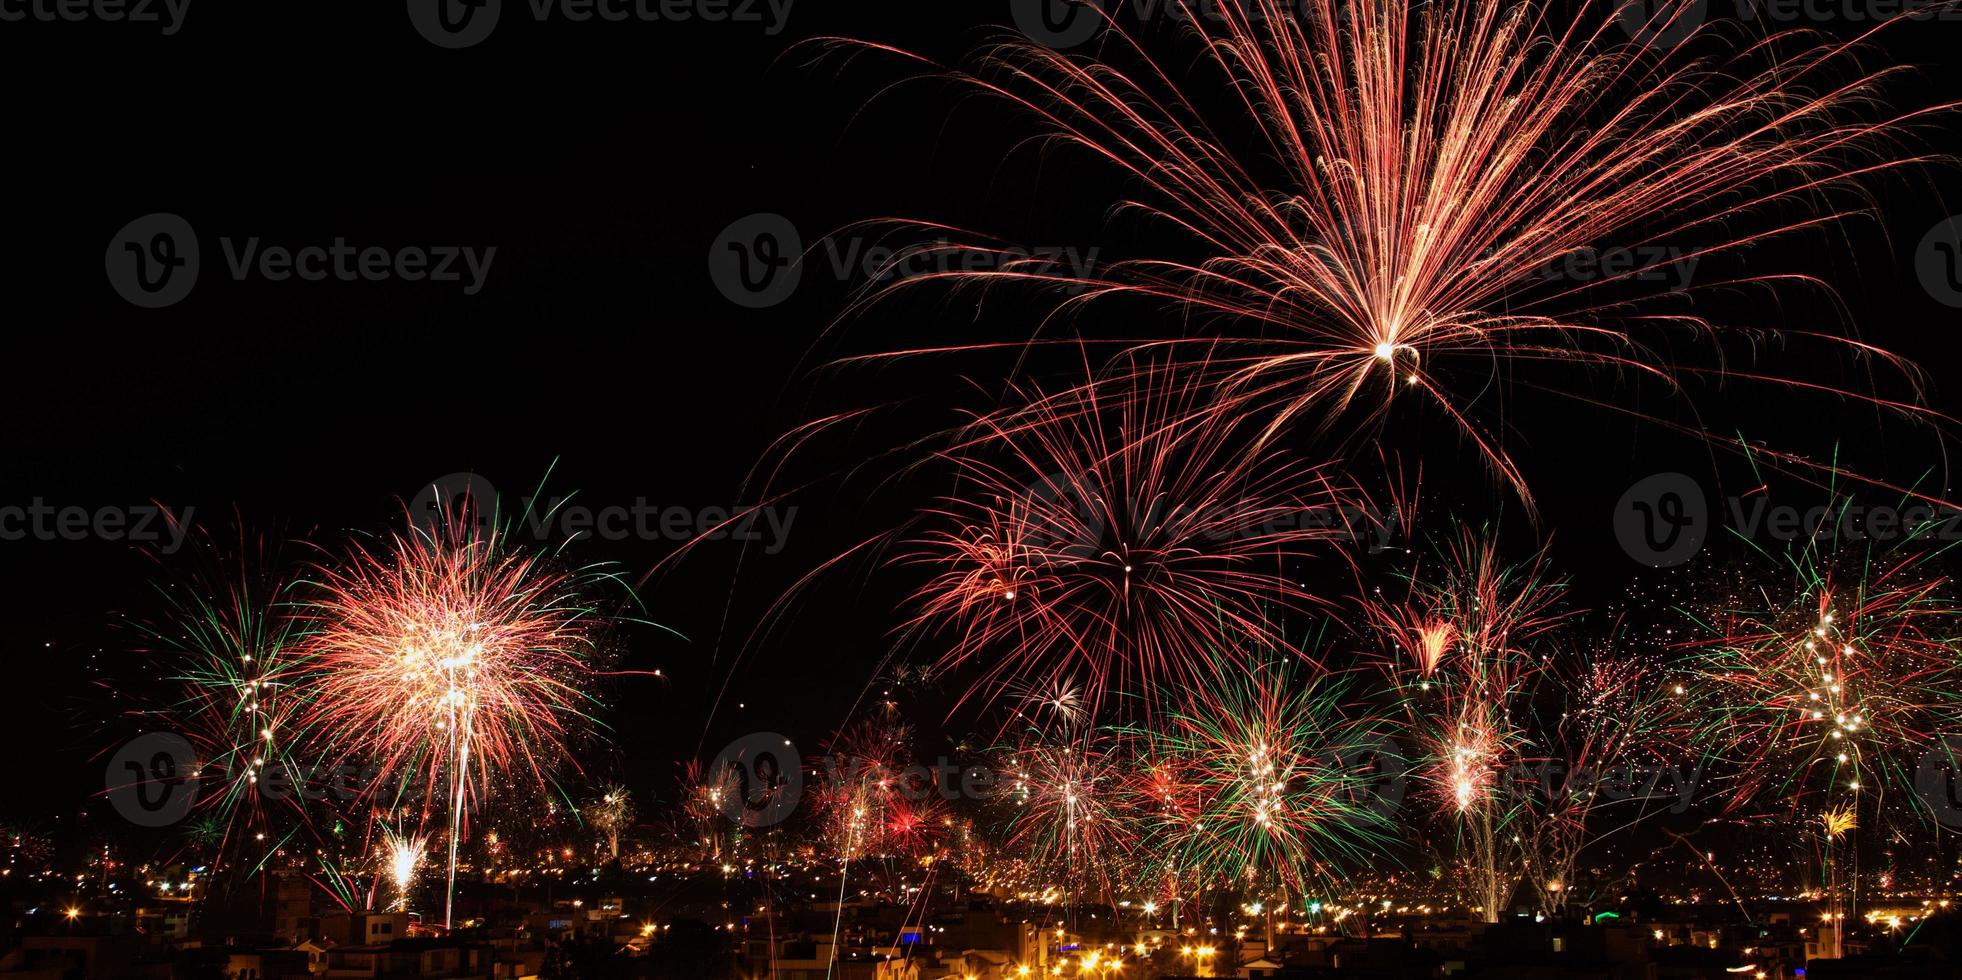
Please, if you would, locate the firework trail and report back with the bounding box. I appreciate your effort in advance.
[299,501,616,928]
[121,525,325,897]
[1518,646,1681,915]
[834,0,1951,509]
[902,375,1373,720]
[1364,528,1570,920]
[1675,490,1962,922]
[1136,656,1398,904]
[584,786,635,861]
[995,723,1143,904]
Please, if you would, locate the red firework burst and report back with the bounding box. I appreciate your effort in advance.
[839,0,1948,508]
[902,377,1374,715]
[1677,526,1962,815]
[298,516,605,818]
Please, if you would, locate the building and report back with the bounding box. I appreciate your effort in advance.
[323,938,495,978]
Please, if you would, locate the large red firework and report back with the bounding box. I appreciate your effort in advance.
[297,512,609,926]
[901,377,1374,715]
[299,519,603,807]
[841,0,1948,508]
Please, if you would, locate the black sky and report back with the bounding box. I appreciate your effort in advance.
[4,0,1962,836]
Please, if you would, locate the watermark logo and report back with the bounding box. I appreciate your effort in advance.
[1614,472,1709,568]
[709,213,1104,310]
[1614,473,1962,565]
[1334,734,1410,819]
[0,0,190,34]
[406,0,502,48]
[1619,0,1961,50]
[106,213,198,309]
[105,215,496,308]
[1021,470,1107,555]
[1739,0,1962,26]
[814,755,1003,805]
[105,733,198,827]
[1614,0,1708,51]
[1017,470,1399,554]
[709,213,803,309]
[710,732,802,828]
[1916,214,1962,309]
[106,741,495,824]
[1501,759,1703,815]
[700,739,1015,829]
[1917,736,1962,829]
[1011,0,1107,50]
[1537,245,1699,291]
[409,472,500,538]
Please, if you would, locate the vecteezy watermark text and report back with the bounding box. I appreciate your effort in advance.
[0,500,192,553]
[106,735,486,827]
[0,0,189,33]
[411,473,798,554]
[1618,0,1962,51]
[702,731,1409,829]
[708,213,1102,310]
[1499,759,1703,815]
[1614,472,1962,567]
[106,213,495,309]
[1013,0,1353,51]
[406,0,795,49]
[1017,470,1403,554]
[1534,245,1699,291]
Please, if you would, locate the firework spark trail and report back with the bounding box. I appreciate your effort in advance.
[121,526,327,893]
[808,717,915,980]
[1674,487,1962,924]
[901,374,1374,719]
[1364,528,1571,920]
[299,509,611,927]
[384,826,427,911]
[1676,504,1962,818]
[1519,647,1680,915]
[828,0,1953,509]
[1138,657,1397,900]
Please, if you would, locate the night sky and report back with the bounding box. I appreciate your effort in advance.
[4,0,1962,849]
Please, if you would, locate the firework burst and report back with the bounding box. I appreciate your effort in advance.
[1518,645,1681,914]
[903,376,1371,718]
[842,0,1947,507]
[1365,528,1570,919]
[383,826,427,911]
[299,507,615,926]
[1676,503,1962,818]
[584,785,635,861]
[1673,493,1962,925]
[680,759,737,861]
[124,526,319,886]
[996,727,1142,899]
[1139,657,1397,899]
